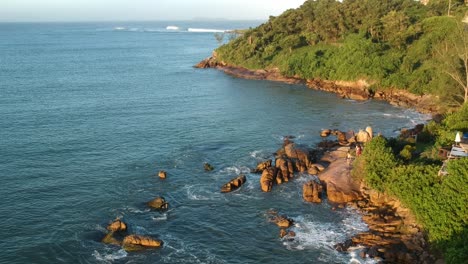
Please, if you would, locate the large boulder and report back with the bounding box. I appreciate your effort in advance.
[107,219,127,232]
[260,167,277,192]
[147,197,169,210]
[326,182,361,204]
[221,174,247,193]
[283,142,312,170]
[122,235,163,251]
[275,157,293,180]
[356,130,371,143]
[303,180,323,203]
[251,159,272,173]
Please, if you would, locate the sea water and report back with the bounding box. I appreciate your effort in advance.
[0,21,430,264]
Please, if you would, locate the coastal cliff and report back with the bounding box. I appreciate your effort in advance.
[195,56,440,114]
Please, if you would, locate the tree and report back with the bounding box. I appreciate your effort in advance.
[214,33,225,45]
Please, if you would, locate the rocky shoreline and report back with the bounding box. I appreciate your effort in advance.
[195,56,441,114]
[196,56,441,262]
[249,129,438,263]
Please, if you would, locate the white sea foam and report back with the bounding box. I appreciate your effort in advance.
[152,213,168,221]
[93,249,127,263]
[220,165,250,175]
[282,209,369,262]
[188,28,226,33]
[166,26,180,30]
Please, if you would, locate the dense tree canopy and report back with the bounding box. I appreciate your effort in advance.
[216,0,468,105]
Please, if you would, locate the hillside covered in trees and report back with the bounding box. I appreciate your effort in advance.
[216,0,468,108]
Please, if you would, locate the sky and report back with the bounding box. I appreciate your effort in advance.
[0,0,306,22]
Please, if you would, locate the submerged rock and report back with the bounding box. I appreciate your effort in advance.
[147,196,169,210]
[122,235,163,251]
[221,174,247,193]
[273,215,294,228]
[102,232,121,246]
[204,163,214,171]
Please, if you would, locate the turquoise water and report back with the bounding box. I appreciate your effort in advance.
[0,21,429,264]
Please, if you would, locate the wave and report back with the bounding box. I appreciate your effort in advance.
[166,26,180,30]
[93,249,127,263]
[281,209,370,262]
[188,28,226,33]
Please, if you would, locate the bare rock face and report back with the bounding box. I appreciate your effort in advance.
[107,219,127,232]
[303,180,323,203]
[260,167,277,192]
[122,235,163,251]
[252,159,272,173]
[326,182,361,203]
[221,174,247,193]
[147,196,169,210]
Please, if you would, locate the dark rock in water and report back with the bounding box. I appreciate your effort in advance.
[221,174,247,193]
[334,239,354,252]
[303,180,323,203]
[158,170,167,179]
[204,163,214,171]
[251,159,272,173]
[106,219,127,232]
[122,235,163,251]
[147,196,168,210]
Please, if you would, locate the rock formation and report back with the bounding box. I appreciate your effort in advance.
[221,174,247,193]
[251,159,272,173]
[107,219,127,232]
[303,180,323,203]
[260,167,277,192]
[158,170,167,179]
[122,235,163,251]
[147,196,169,210]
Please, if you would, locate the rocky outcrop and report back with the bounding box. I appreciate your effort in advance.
[102,232,121,246]
[251,159,272,173]
[196,56,440,114]
[260,167,277,192]
[303,180,323,203]
[107,219,127,232]
[221,174,247,193]
[147,197,169,210]
[122,235,163,251]
[158,170,167,179]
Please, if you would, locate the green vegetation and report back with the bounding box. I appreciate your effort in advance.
[212,1,468,261]
[353,106,468,263]
[215,0,468,106]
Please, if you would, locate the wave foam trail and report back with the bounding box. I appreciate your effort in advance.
[188,28,226,33]
[93,249,127,263]
[166,26,180,30]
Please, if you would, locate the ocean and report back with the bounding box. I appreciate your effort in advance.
[0,21,430,264]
